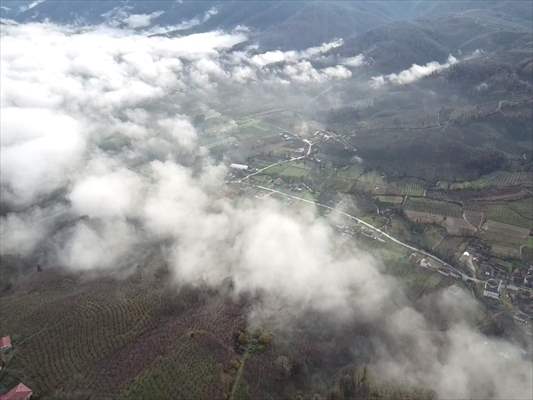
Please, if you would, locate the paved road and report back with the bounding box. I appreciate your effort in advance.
[231,133,533,295]
[250,184,480,282]
[233,132,471,280]
[237,139,313,182]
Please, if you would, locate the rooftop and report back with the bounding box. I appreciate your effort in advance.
[0,336,12,350]
[0,383,32,400]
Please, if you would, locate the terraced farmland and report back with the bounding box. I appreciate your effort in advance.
[389,180,425,196]
[477,201,533,229]
[449,171,533,190]
[375,195,404,206]
[120,334,232,400]
[1,278,160,397]
[508,197,533,220]
[0,268,256,400]
[404,198,463,218]
[261,161,311,180]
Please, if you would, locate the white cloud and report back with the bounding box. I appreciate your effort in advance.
[0,206,56,256]
[251,38,344,67]
[342,53,366,67]
[123,11,164,29]
[58,218,139,271]
[0,107,85,205]
[145,7,218,35]
[322,65,352,80]
[68,168,144,219]
[19,0,46,12]
[371,55,458,87]
[0,22,530,400]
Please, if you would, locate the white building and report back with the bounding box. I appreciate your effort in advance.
[483,279,502,300]
[230,163,249,171]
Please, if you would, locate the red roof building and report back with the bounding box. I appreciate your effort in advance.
[0,383,32,400]
[0,336,11,351]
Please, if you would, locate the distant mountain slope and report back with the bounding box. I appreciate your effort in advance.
[2,0,530,53]
[338,21,451,73]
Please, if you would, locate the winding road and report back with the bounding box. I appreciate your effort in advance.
[233,135,472,280]
[237,139,313,182]
[250,183,478,281]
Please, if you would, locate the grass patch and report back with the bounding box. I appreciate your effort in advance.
[261,161,311,180]
[404,198,462,218]
[375,195,404,205]
[391,180,425,196]
[449,171,533,190]
[481,203,532,229]
[121,335,224,400]
[508,197,533,220]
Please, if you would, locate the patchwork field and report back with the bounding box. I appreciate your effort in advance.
[468,198,533,229]
[404,198,463,218]
[449,171,533,190]
[120,334,231,400]
[261,161,311,180]
[0,270,247,400]
[0,267,443,400]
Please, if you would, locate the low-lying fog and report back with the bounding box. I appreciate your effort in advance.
[0,21,531,399]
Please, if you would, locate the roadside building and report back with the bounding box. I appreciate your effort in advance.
[229,163,249,171]
[0,383,32,400]
[513,312,529,325]
[483,279,502,300]
[0,337,11,351]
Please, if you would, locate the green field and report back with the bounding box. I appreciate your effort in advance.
[375,195,404,205]
[261,161,311,180]
[508,197,533,220]
[0,271,244,399]
[232,118,274,139]
[390,180,425,196]
[404,198,462,218]
[336,164,365,180]
[448,171,533,190]
[480,202,533,229]
[352,171,386,193]
[0,278,159,397]
[421,226,447,251]
[121,334,229,400]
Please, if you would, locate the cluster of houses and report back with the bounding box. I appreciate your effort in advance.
[411,253,462,280]
[483,279,503,300]
[0,336,32,400]
[418,245,533,333]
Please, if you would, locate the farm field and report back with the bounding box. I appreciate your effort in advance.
[448,171,533,190]
[375,195,404,206]
[481,220,529,242]
[477,201,533,229]
[388,179,425,196]
[404,198,462,218]
[336,165,365,180]
[0,277,160,397]
[1,266,443,400]
[433,236,469,261]
[420,226,448,251]
[508,197,533,220]
[262,161,311,180]
[351,171,386,193]
[120,334,231,400]
[0,270,248,400]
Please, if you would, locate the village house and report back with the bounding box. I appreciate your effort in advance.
[0,337,12,351]
[483,279,502,300]
[0,383,32,400]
